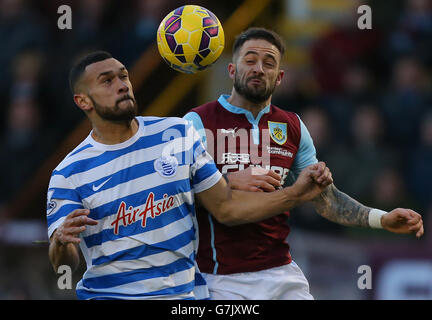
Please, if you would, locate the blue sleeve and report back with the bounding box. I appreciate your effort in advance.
[291,114,318,179]
[185,120,222,193]
[183,112,207,149]
[46,177,84,238]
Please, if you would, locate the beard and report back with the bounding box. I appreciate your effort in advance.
[89,94,138,122]
[233,72,277,104]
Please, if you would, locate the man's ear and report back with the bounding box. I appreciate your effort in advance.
[73,93,92,112]
[275,69,284,87]
[228,63,236,80]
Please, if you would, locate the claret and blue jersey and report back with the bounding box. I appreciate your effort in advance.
[184,94,318,275]
[46,116,221,300]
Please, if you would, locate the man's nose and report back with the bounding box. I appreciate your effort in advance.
[252,61,264,74]
[117,79,129,93]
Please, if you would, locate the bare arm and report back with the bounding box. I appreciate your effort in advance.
[48,209,98,272]
[49,237,81,272]
[311,183,370,227]
[197,162,333,226]
[311,183,424,238]
[197,178,299,226]
[226,166,282,192]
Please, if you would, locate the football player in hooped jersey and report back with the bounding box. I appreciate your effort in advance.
[184,28,424,300]
[47,51,334,300]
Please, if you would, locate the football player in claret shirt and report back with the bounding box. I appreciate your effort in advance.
[184,27,424,300]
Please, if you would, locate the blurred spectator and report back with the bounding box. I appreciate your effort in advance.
[388,0,432,66]
[289,106,344,234]
[321,63,377,144]
[310,0,382,94]
[0,0,48,126]
[273,64,317,114]
[0,48,49,205]
[0,97,54,205]
[325,105,397,202]
[58,0,111,53]
[300,106,333,160]
[351,104,385,147]
[368,167,418,213]
[108,0,170,67]
[42,0,114,137]
[9,50,43,101]
[380,56,431,147]
[407,112,432,212]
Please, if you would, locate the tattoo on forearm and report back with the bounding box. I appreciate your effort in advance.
[312,184,370,227]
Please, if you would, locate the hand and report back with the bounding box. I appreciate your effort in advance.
[291,162,333,202]
[226,166,282,192]
[381,208,424,238]
[53,209,98,245]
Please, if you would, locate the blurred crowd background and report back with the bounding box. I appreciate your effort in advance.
[0,0,431,299]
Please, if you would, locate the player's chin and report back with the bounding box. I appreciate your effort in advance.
[117,99,138,114]
[247,82,266,92]
[117,98,135,108]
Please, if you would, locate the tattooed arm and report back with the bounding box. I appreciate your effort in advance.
[311,183,424,237]
[311,183,371,227]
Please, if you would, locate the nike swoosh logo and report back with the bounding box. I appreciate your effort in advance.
[92,177,112,192]
[221,127,237,136]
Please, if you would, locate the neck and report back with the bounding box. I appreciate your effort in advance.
[91,117,138,145]
[227,89,270,118]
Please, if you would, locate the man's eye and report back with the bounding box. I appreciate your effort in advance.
[104,78,112,84]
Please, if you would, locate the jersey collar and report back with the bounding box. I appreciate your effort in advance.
[217,94,271,144]
[88,117,144,151]
[218,94,271,123]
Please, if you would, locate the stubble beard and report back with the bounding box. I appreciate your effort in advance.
[233,72,277,104]
[89,95,138,122]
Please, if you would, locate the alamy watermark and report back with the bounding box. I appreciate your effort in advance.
[57,265,72,290]
[357,5,372,30]
[57,5,72,30]
[357,265,372,290]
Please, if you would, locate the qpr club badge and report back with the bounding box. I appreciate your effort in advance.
[154,155,178,178]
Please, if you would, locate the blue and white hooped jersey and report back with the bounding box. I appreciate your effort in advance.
[46,116,221,300]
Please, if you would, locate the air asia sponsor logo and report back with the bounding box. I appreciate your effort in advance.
[111,192,176,235]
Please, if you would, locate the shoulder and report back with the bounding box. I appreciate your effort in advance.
[53,137,97,175]
[270,105,302,139]
[49,137,99,190]
[139,116,198,143]
[138,115,188,127]
[270,105,300,125]
[138,116,192,135]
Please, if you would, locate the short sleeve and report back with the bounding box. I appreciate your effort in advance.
[291,115,319,179]
[185,121,222,194]
[46,174,83,239]
[183,111,207,149]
